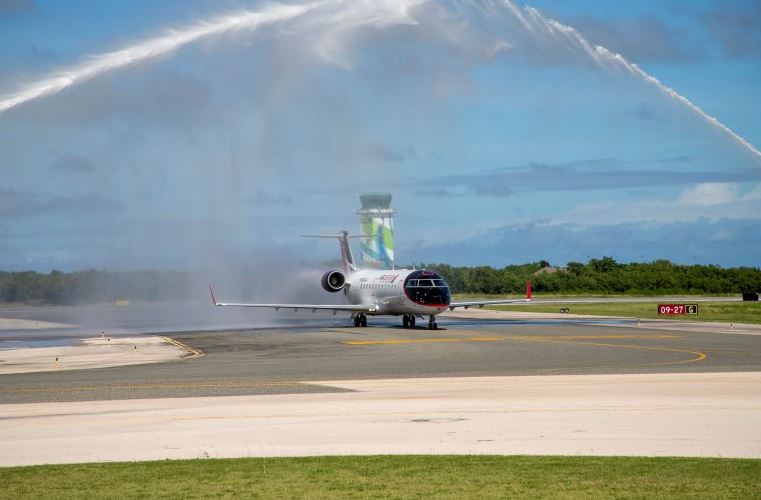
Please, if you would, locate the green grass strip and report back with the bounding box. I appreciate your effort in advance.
[489,301,761,324]
[2,455,760,499]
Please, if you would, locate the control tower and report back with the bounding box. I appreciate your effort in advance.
[356,193,395,269]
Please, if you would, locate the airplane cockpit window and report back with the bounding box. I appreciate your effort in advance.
[403,270,451,306]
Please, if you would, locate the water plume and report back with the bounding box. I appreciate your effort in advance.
[0,2,319,113]
[0,0,758,162]
[520,6,761,160]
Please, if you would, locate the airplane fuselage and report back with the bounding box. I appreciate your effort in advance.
[345,269,451,316]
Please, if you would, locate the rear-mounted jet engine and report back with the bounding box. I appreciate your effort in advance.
[321,270,346,292]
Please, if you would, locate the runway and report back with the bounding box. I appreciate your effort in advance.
[1,314,760,403]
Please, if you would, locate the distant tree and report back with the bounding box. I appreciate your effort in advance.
[589,256,618,273]
[566,262,585,275]
[1,260,760,304]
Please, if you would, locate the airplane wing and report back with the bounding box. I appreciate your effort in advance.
[448,281,739,310]
[209,286,377,314]
[448,297,531,310]
[448,281,533,310]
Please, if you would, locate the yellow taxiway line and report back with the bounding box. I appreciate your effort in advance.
[344,337,504,345]
[0,381,312,394]
[509,335,706,366]
[343,334,679,346]
[161,336,204,358]
[520,334,680,340]
[344,333,706,366]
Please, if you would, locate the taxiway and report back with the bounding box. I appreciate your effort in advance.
[2,314,760,403]
[1,310,759,464]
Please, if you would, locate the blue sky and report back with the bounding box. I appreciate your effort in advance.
[0,0,760,272]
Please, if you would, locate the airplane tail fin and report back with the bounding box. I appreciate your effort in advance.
[526,280,532,301]
[300,231,364,274]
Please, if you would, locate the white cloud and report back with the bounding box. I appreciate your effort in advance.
[550,182,761,226]
[678,182,740,205]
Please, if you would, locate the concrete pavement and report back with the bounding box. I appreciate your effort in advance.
[2,372,759,466]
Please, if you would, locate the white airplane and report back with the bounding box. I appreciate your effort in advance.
[210,231,532,330]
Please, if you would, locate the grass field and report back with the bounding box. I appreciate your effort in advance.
[2,455,760,499]
[487,301,761,324]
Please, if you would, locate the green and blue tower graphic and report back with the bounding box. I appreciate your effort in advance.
[356,193,395,269]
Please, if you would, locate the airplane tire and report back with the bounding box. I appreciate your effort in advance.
[402,316,409,328]
[354,316,360,327]
[360,316,367,327]
[410,316,416,328]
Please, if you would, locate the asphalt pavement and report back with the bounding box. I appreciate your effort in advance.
[2,315,760,404]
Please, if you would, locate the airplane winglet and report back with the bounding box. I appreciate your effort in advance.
[209,284,218,306]
[526,280,532,301]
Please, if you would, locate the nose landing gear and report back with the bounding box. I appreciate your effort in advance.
[427,315,438,330]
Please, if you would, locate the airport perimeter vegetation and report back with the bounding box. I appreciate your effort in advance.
[1,257,759,305]
[2,456,760,499]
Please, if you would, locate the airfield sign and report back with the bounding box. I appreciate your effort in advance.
[657,304,699,315]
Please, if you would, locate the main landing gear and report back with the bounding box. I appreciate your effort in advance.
[402,314,437,329]
[353,313,368,328]
[402,314,417,329]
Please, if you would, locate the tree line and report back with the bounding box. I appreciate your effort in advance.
[0,270,195,305]
[422,257,761,296]
[1,258,759,305]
